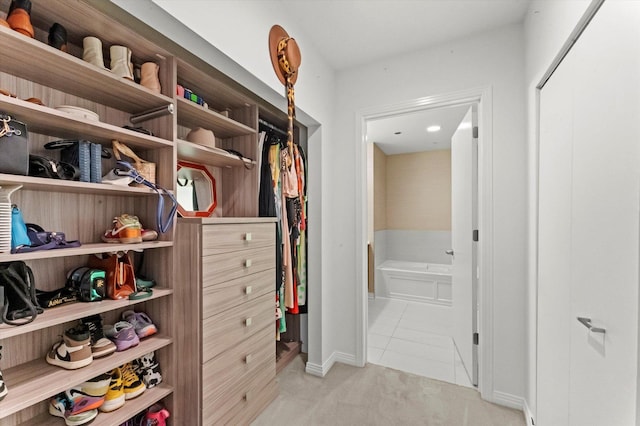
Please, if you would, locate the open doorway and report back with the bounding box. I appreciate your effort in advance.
[365,103,478,387]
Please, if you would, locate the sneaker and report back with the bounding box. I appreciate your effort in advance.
[100,368,125,412]
[133,351,163,389]
[104,321,140,351]
[46,325,93,370]
[142,403,170,426]
[0,345,7,401]
[76,372,111,397]
[122,310,158,339]
[102,214,142,243]
[141,228,158,241]
[80,314,117,358]
[49,392,99,425]
[121,362,146,400]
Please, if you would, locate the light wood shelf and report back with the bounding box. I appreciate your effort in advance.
[177,139,255,168]
[0,173,166,195]
[0,335,172,418]
[0,288,173,340]
[0,96,174,150]
[176,98,256,139]
[0,241,173,262]
[0,27,174,114]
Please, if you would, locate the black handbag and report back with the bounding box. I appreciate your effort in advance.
[28,154,80,180]
[0,112,29,176]
[0,261,43,325]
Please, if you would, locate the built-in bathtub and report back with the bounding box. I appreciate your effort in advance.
[376,260,452,305]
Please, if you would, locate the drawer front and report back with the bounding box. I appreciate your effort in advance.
[202,292,274,361]
[202,356,276,425]
[202,325,274,404]
[203,269,274,320]
[203,246,275,287]
[218,378,278,426]
[203,223,275,256]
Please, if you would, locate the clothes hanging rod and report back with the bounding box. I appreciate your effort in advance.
[259,118,287,136]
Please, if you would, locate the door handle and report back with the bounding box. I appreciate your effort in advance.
[577,317,606,334]
[445,250,454,256]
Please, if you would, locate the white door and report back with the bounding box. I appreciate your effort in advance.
[451,107,475,384]
[537,2,640,425]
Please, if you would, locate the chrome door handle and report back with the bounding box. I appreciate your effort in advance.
[577,317,606,334]
[445,250,454,255]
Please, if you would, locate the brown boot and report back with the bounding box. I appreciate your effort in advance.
[140,62,161,93]
[6,0,34,38]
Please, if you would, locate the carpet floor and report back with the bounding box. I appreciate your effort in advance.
[252,355,525,426]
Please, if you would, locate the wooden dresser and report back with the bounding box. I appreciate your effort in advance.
[175,217,278,425]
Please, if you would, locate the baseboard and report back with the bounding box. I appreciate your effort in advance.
[523,400,535,426]
[305,351,358,377]
[368,292,375,299]
[493,390,525,411]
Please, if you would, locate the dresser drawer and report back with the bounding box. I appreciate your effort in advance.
[203,246,275,287]
[217,378,278,425]
[202,292,274,361]
[203,269,274,319]
[203,223,275,256]
[202,356,276,425]
[202,325,274,404]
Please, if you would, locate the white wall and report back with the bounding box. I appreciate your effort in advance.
[523,0,591,420]
[336,24,527,402]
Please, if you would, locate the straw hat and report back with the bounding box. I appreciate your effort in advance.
[269,25,301,86]
[186,127,216,148]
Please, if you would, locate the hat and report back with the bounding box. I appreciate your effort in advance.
[269,25,301,86]
[186,127,216,148]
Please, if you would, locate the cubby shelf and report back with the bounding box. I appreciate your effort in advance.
[176,98,256,139]
[177,139,256,168]
[0,173,167,195]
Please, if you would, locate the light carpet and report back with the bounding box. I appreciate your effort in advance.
[252,355,525,426]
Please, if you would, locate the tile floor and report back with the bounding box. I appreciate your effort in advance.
[367,296,473,388]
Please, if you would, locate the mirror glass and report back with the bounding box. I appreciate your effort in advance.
[176,161,217,217]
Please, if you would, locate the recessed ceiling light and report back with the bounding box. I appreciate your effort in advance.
[427,125,441,133]
[394,131,402,135]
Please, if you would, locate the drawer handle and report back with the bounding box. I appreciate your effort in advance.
[243,392,250,402]
[244,233,252,241]
[245,317,252,327]
[245,286,253,295]
[244,259,252,268]
[245,354,253,364]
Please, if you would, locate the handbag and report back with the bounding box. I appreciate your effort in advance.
[66,266,106,302]
[0,261,43,325]
[44,139,111,183]
[112,140,156,187]
[0,112,29,176]
[11,205,30,251]
[87,252,150,300]
[28,154,80,180]
[12,223,82,254]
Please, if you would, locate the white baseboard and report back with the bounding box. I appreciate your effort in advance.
[368,292,375,299]
[523,400,535,426]
[493,390,524,410]
[305,351,358,377]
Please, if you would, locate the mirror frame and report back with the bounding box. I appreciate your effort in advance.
[176,160,217,217]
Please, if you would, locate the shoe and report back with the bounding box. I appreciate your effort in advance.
[80,314,117,358]
[141,228,158,241]
[6,0,34,38]
[76,372,111,397]
[82,36,107,70]
[133,351,163,389]
[121,362,146,400]
[49,392,99,425]
[140,62,161,93]
[122,310,158,339]
[104,321,140,351]
[110,45,134,80]
[99,368,125,412]
[0,345,7,401]
[48,22,68,52]
[46,325,93,370]
[102,214,142,243]
[142,403,170,426]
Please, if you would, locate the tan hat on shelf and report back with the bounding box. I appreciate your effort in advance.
[186,127,216,148]
[269,25,301,86]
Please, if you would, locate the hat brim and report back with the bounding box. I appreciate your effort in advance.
[269,24,299,86]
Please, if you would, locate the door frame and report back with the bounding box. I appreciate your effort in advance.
[354,86,495,401]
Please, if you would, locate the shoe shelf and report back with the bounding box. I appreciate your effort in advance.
[177,139,256,168]
[16,384,173,426]
[0,26,174,114]
[0,288,173,340]
[176,98,256,139]
[0,241,173,263]
[0,335,172,419]
[0,96,174,150]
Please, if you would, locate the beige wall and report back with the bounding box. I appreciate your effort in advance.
[373,145,387,231]
[386,149,451,231]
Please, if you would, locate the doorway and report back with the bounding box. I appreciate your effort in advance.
[354,87,495,398]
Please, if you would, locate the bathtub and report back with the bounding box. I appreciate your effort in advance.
[376,260,452,305]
